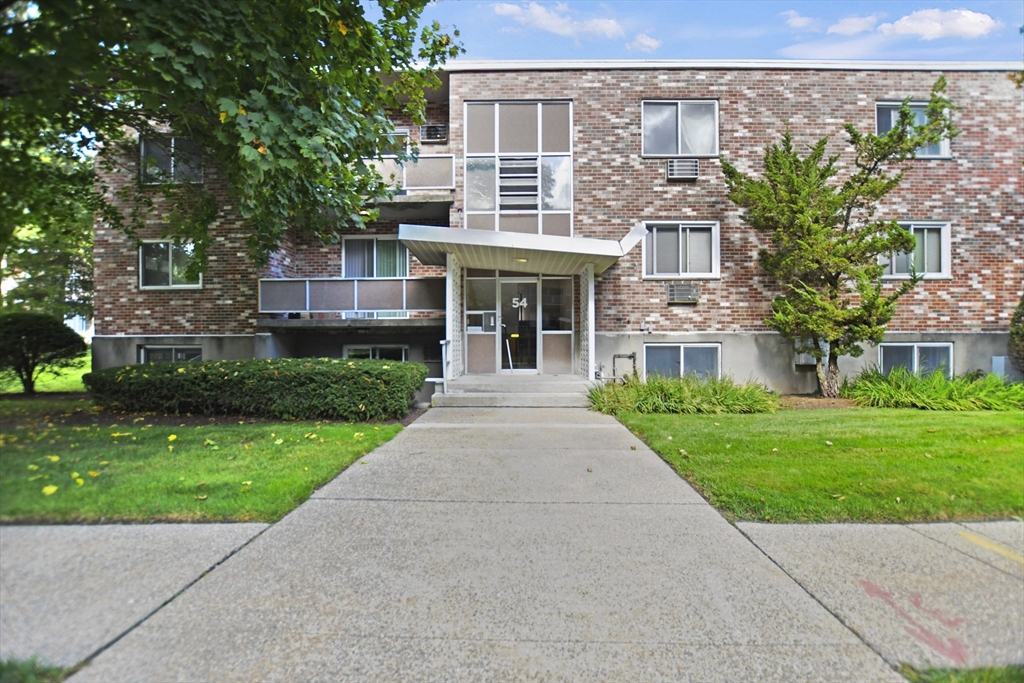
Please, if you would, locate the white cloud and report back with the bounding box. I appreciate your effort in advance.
[780,10,818,31]
[779,33,888,59]
[492,2,624,40]
[626,33,661,54]
[827,15,880,36]
[878,9,1001,40]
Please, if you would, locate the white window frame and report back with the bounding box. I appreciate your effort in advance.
[139,136,204,184]
[878,342,953,378]
[641,221,721,280]
[341,237,409,279]
[463,100,573,235]
[875,102,951,159]
[641,100,720,158]
[880,221,952,280]
[643,343,722,380]
[139,345,202,363]
[138,240,202,290]
[343,345,409,361]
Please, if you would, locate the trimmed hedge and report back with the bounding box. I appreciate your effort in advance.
[83,358,429,420]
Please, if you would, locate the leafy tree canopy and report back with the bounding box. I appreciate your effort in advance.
[0,311,88,394]
[1,0,462,269]
[722,78,958,397]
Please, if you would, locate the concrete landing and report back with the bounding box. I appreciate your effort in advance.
[432,374,592,408]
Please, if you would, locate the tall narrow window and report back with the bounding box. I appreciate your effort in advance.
[464,101,572,236]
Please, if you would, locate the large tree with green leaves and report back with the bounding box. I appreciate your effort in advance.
[722,79,958,397]
[1,0,461,269]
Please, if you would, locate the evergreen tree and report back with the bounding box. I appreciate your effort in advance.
[722,79,957,397]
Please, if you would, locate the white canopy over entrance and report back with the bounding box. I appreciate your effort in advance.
[398,223,646,276]
[398,224,645,383]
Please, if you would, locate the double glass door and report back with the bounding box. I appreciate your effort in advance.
[464,273,573,374]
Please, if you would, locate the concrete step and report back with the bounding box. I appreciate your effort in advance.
[432,392,591,408]
[447,380,592,394]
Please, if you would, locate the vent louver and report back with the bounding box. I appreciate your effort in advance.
[666,282,700,304]
[666,158,699,180]
[420,124,448,143]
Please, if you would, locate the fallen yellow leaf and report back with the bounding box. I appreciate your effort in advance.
[274,438,284,445]
[27,464,39,471]
[99,461,109,465]
[76,478,84,486]
[42,485,58,495]
[70,472,79,479]
[242,481,252,486]
[168,445,174,452]
[219,111,228,123]
[195,495,208,501]
[45,455,60,462]
[168,435,177,441]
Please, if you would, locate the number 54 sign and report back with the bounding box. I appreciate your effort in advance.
[511,296,528,309]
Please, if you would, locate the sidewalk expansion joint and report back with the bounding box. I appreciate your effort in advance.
[904,523,1023,581]
[71,524,273,673]
[309,496,704,506]
[734,525,899,672]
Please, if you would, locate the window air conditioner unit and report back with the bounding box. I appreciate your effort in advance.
[666,158,699,180]
[666,282,700,304]
[420,124,448,143]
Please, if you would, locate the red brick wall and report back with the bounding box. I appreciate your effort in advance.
[94,148,260,336]
[95,143,448,335]
[448,68,1023,334]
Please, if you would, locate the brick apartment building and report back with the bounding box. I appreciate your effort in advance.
[92,60,1024,396]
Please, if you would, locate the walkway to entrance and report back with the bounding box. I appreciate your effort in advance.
[67,407,899,682]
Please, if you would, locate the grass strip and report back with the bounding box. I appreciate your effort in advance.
[0,352,91,395]
[619,409,1023,523]
[899,664,1024,683]
[0,400,400,523]
[0,657,65,683]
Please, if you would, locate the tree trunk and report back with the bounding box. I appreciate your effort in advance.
[816,353,841,398]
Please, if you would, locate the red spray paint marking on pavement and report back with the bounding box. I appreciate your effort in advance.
[860,579,969,665]
[911,593,967,628]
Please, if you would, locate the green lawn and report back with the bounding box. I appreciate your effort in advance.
[0,350,91,394]
[899,665,1024,683]
[0,398,401,523]
[620,409,1024,523]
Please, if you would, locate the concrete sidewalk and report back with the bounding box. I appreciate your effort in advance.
[65,408,898,682]
[2,407,1019,681]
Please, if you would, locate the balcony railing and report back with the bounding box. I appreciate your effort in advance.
[259,277,446,315]
[367,155,455,191]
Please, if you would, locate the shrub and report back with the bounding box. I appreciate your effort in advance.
[83,357,429,420]
[0,312,88,395]
[841,366,1024,411]
[1009,294,1024,375]
[589,374,778,415]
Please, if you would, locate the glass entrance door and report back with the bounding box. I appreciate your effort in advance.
[500,280,537,370]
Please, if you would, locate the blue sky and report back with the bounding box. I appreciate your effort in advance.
[416,0,1023,61]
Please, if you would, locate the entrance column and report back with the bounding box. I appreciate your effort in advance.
[580,263,595,380]
[445,253,464,379]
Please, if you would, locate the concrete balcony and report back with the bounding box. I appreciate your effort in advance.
[368,156,454,222]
